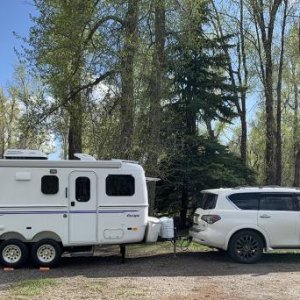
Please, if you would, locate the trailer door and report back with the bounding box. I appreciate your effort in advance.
[68,171,97,244]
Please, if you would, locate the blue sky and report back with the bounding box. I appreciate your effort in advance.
[0,0,36,92]
[0,1,60,159]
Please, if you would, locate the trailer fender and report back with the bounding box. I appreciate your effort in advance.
[31,231,62,243]
[0,232,27,242]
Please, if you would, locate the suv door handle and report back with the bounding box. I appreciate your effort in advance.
[260,214,271,219]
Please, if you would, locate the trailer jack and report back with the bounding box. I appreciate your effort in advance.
[120,244,126,264]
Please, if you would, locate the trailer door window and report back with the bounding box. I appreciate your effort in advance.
[41,175,59,194]
[106,175,135,196]
[76,177,90,202]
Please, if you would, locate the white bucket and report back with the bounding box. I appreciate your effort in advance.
[145,217,161,243]
[159,217,174,239]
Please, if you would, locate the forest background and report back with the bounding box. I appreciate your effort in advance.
[0,0,299,224]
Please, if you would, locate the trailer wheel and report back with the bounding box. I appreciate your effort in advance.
[0,239,29,268]
[31,239,62,267]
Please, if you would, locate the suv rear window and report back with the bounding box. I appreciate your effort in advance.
[228,193,260,210]
[198,193,217,210]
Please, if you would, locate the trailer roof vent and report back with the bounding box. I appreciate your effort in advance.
[73,153,96,161]
[4,149,48,160]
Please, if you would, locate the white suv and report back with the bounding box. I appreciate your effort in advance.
[189,187,300,263]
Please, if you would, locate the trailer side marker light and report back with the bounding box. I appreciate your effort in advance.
[127,227,138,231]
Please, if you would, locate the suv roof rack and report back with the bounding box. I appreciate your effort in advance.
[261,185,282,188]
[233,185,254,189]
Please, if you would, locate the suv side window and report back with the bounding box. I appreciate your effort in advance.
[295,194,300,210]
[228,193,260,210]
[260,194,296,211]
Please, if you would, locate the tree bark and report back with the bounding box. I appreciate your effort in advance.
[250,0,283,185]
[211,0,248,165]
[294,151,300,186]
[293,20,300,186]
[68,92,83,159]
[147,0,166,215]
[119,0,139,159]
[239,0,248,165]
[148,0,165,169]
[275,0,288,185]
[180,184,188,228]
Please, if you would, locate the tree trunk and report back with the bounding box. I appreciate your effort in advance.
[294,97,300,187]
[240,92,247,164]
[250,0,283,185]
[275,0,287,185]
[119,0,139,159]
[180,184,188,229]
[68,93,82,159]
[147,0,165,172]
[211,0,248,165]
[294,151,300,187]
[293,23,300,186]
[239,0,248,165]
[264,54,276,185]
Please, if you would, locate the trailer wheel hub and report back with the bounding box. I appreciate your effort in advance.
[2,245,22,263]
[37,244,56,263]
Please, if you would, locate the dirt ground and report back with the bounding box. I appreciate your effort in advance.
[0,243,300,299]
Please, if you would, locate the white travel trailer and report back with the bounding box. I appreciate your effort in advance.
[0,149,162,268]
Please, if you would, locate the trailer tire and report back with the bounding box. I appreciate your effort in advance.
[0,239,29,268]
[31,239,62,267]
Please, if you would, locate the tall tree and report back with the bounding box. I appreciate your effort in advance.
[26,0,112,158]
[275,0,288,185]
[211,0,250,165]
[119,0,139,159]
[158,0,238,225]
[147,0,165,171]
[248,0,283,184]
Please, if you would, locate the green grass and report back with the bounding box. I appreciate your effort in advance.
[126,240,209,257]
[115,284,147,298]
[10,278,59,300]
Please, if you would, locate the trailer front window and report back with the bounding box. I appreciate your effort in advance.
[106,175,135,196]
[41,175,59,195]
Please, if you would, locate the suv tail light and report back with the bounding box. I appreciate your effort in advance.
[201,214,221,224]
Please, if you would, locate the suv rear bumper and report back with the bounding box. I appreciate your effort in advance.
[189,226,227,250]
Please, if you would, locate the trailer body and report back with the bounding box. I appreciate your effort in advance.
[0,151,160,267]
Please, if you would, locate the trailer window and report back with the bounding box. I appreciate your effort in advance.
[106,175,135,196]
[41,176,59,194]
[76,177,90,202]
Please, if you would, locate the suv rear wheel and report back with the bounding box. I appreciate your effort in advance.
[228,230,263,263]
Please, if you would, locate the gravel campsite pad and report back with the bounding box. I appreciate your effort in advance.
[0,243,300,300]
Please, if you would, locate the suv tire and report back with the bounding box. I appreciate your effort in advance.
[228,230,264,264]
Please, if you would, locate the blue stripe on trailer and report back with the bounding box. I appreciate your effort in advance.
[0,210,139,215]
